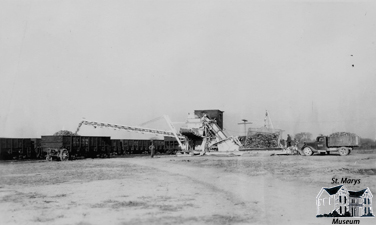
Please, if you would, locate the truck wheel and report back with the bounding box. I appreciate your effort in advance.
[59,149,69,161]
[339,147,349,156]
[303,147,313,156]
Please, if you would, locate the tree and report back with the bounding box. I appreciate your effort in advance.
[294,132,312,147]
[359,138,376,149]
[53,130,78,136]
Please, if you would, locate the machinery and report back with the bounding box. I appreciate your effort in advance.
[198,115,242,153]
[75,115,187,152]
[45,148,69,161]
[74,113,243,156]
[179,114,242,154]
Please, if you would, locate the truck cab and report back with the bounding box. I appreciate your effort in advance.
[302,136,329,155]
[305,136,328,150]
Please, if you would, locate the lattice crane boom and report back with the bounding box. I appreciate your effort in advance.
[74,117,186,149]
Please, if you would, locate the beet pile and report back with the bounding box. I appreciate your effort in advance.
[329,132,357,137]
[244,132,280,148]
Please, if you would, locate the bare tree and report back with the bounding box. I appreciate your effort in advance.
[294,132,312,147]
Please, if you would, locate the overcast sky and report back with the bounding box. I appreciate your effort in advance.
[1,0,376,140]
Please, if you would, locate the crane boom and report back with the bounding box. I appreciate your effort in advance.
[74,117,186,149]
[75,120,183,138]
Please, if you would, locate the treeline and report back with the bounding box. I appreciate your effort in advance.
[358,138,376,149]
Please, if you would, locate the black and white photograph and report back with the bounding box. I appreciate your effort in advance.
[0,0,375,224]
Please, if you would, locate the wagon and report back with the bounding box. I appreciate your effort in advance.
[45,148,69,161]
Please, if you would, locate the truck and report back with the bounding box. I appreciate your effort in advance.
[301,133,360,156]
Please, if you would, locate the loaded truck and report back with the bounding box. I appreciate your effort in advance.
[301,133,360,156]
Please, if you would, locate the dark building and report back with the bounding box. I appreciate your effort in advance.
[194,109,224,129]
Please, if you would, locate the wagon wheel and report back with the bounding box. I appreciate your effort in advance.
[46,152,53,161]
[338,147,349,156]
[59,149,69,161]
[303,147,313,156]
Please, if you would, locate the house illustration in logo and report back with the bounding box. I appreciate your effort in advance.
[316,185,373,217]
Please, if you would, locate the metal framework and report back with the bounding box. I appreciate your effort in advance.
[74,116,185,149]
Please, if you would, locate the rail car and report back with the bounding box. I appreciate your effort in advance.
[0,138,38,160]
[0,136,180,160]
[111,139,124,155]
[123,139,148,154]
[30,138,43,159]
[117,139,166,155]
[164,137,180,154]
[41,135,113,160]
[154,140,165,153]
[120,139,130,154]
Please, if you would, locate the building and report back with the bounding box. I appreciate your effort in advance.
[316,185,373,217]
[316,185,349,216]
[349,188,373,217]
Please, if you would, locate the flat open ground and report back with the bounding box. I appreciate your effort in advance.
[0,151,375,225]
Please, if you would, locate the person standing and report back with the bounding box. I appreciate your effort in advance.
[149,142,155,158]
[286,134,292,148]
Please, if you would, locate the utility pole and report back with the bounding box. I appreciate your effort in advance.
[238,119,252,136]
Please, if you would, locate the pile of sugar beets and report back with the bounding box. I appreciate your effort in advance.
[244,132,279,148]
[329,132,357,137]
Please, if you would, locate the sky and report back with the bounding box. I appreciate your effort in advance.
[1,0,376,140]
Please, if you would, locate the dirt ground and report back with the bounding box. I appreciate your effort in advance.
[0,150,375,225]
